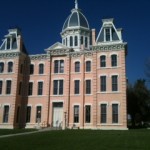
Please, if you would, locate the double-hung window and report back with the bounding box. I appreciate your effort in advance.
[112,75,118,91]
[86,80,91,94]
[111,55,117,67]
[100,56,106,67]
[101,104,107,123]
[53,80,63,95]
[74,105,79,123]
[112,104,119,123]
[86,61,91,72]
[54,60,64,73]
[74,80,80,94]
[75,62,80,72]
[100,76,106,92]
[85,105,91,123]
[0,81,3,95]
[38,82,43,95]
[8,62,13,73]
[6,80,11,94]
[3,105,9,123]
[0,62,4,73]
[39,64,44,74]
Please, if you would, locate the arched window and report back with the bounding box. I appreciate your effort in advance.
[75,61,80,72]
[111,54,117,67]
[85,37,88,48]
[86,61,91,72]
[75,36,78,46]
[70,36,73,47]
[66,38,68,46]
[39,64,44,74]
[100,56,106,67]
[8,62,13,73]
[0,62,4,73]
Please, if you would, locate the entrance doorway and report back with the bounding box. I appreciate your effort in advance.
[53,102,63,128]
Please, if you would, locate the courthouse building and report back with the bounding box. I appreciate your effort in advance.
[0,0,128,129]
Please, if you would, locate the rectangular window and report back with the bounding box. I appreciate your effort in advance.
[101,104,107,123]
[0,81,3,95]
[100,76,106,92]
[106,28,110,41]
[53,80,63,95]
[74,80,80,94]
[86,80,91,94]
[20,64,23,74]
[3,105,9,123]
[30,64,34,74]
[18,82,22,95]
[6,80,11,94]
[28,82,33,96]
[81,36,83,45]
[38,82,43,95]
[0,62,4,73]
[112,104,118,123]
[36,106,42,123]
[111,55,117,67]
[74,105,79,123]
[75,62,80,72]
[86,61,91,72]
[54,60,64,73]
[112,75,118,91]
[26,106,31,123]
[85,105,91,123]
[100,56,106,67]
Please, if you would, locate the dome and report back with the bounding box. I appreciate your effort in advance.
[62,8,89,32]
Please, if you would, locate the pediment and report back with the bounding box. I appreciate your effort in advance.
[46,42,69,51]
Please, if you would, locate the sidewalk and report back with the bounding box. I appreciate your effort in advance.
[0,128,56,139]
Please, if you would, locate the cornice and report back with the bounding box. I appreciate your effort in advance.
[0,52,20,59]
[29,54,47,60]
[92,43,127,52]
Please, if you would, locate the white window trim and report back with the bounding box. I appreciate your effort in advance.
[110,101,121,106]
[2,104,11,108]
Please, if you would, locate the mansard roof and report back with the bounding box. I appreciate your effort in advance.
[96,18,123,45]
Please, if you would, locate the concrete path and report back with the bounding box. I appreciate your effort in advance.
[0,128,58,139]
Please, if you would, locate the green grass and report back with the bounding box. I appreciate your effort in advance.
[0,129,150,150]
[0,129,37,136]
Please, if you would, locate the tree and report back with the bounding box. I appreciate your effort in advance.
[127,79,150,127]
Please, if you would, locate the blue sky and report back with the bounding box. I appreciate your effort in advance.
[0,0,150,84]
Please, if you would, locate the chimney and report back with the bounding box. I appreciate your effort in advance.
[91,29,96,46]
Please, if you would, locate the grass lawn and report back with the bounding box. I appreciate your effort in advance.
[0,129,150,150]
[0,129,37,136]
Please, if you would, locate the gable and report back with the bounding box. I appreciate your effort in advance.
[46,42,69,51]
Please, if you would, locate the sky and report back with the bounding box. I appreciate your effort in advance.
[0,0,150,85]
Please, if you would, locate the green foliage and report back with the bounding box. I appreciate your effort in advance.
[127,79,150,127]
[0,130,150,150]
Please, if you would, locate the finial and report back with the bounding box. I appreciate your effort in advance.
[75,0,78,9]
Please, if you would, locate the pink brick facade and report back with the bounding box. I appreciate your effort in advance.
[0,1,128,130]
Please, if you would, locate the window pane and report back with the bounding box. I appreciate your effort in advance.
[0,81,3,94]
[38,82,43,95]
[86,61,91,72]
[112,75,118,91]
[75,36,78,46]
[74,80,80,94]
[60,60,64,73]
[100,76,106,92]
[100,56,106,67]
[53,80,58,95]
[54,60,58,73]
[36,106,42,123]
[112,104,118,123]
[30,64,34,74]
[85,105,91,123]
[0,62,4,73]
[19,82,22,95]
[70,36,73,47]
[111,55,117,67]
[85,37,88,47]
[59,80,63,95]
[101,104,107,123]
[8,62,13,73]
[28,82,33,95]
[86,80,91,94]
[3,106,9,123]
[39,64,44,74]
[75,62,80,72]
[106,28,110,41]
[74,105,79,123]
[6,80,11,94]
[81,36,83,45]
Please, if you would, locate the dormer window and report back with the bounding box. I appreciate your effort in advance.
[75,36,78,46]
[105,28,111,41]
